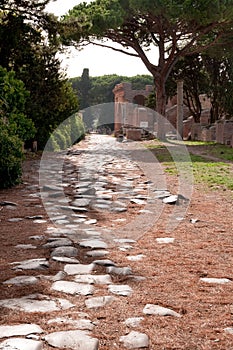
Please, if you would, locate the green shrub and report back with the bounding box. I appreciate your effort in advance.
[46,114,85,151]
[0,123,23,188]
[0,66,35,188]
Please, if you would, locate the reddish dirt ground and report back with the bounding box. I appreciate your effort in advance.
[0,141,233,350]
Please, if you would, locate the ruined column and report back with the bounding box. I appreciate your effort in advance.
[177,80,184,140]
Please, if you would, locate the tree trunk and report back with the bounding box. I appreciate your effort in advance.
[155,76,167,140]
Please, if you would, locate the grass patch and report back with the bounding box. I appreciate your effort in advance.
[146,141,233,191]
[184,141,233,162]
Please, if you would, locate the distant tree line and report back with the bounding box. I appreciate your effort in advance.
[70,69,154,129]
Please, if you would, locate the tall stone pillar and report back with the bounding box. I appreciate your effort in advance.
[177,80,184,140]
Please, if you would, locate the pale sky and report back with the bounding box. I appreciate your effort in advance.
[45,0,154,78]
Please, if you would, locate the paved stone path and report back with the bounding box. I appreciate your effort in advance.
[1,134,232,349]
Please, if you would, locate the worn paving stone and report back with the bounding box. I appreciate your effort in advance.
[114,239,136,244]
[51,246,78,258]
[0,338,43,350]
[162,195,178,204]
[93,259,115,267]
[85,295,116,309]
[15,244,37,249]
[119,331,149,349]
[8,218,23,222]
[108,284,133,296]
[72,198,91,207]
[59,205,88,212]
[224,327,233,335]
[0,324,43,338]
[200,277,231,284]
[156,237,175,244]
[79,239,108,249]
[127,255,145,261]
[0,294,74,312]
[51,281,94,295]
[33,219,47,224]
[84,219,97,225]
[43,238,72,248]
[107,266,132,276]
[143,304,181,317]
[51,256,80,264]
[86,250,109,257]
[44,330,99,350]
[3,276,38,286]
[64,263,95,275]
[41,271,67,282]
[11,258,49,270]
[124,317,144,328]
[47,317,94,330]
[74,274,112,285]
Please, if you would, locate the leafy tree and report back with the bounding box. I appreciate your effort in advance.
[78,68,91,109]
[63,0,233,138]
[0,0,79,148]
[0,66,35,188]
[166,54,209,122]
[202,53,233,122]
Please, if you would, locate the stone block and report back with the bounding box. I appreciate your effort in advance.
[126,128,142,141]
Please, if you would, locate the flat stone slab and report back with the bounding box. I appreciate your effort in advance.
[51,281,94,295]
[74,274,112,285]
[64,263,95,275]
[0,294,74,313]
[119,331,149,349]
[43,184,62,191]
[72,198,91,207]
[79,239,108,249]
[85,296,116,309]
[93,259,115,267]
[86,250,109,257]
[107,266,132,276]
[48,317,94,330]
[3,276,38,286]
[0,324,43,338]
[124,317,144,328]
[51,246,78,257]
[33,219,47,224]
[60,205,88,212]
[44,330,99,350]
[143,304,181,317]
[51,256,80,264]
[43,238,73,248]
[15,244,37,249]
[162,195,178,204]
[84,219,97,225]
[108,284,133,296]
[224,327,233,335]
[114,239,136,244]
[200,277,231,284]
[8,218,23,222]
[156,237,175,244]
[130,198,146,205]
[11,258,49,270]
[0,338,43,350]
[127,255,145,261]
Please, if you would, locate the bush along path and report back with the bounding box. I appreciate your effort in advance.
[0,134,233,349]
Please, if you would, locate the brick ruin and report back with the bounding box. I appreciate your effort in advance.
[113,82,233,146]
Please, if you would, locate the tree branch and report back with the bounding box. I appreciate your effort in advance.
[85,40,140,57]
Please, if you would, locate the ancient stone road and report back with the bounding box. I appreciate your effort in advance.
[1,134,232,349]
